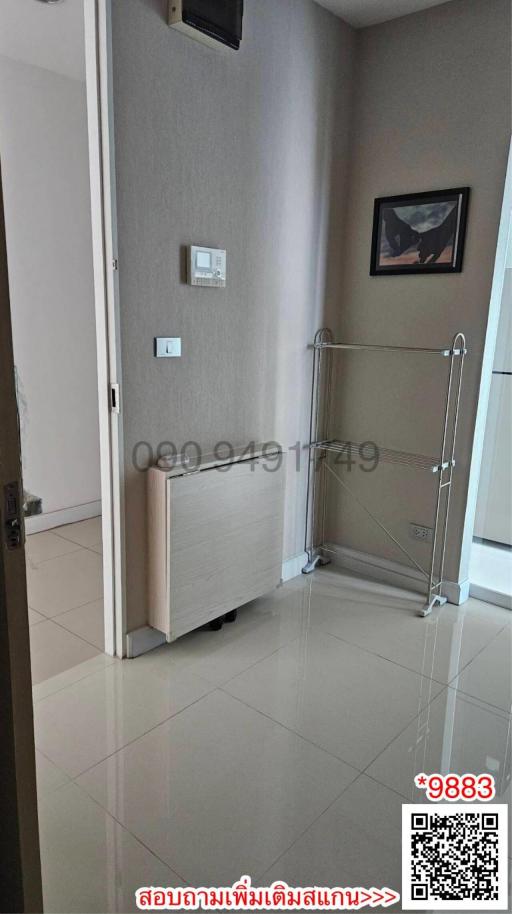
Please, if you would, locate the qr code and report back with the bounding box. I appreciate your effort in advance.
[402,804,508,910]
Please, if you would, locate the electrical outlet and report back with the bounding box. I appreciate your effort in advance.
[410,523,433,543]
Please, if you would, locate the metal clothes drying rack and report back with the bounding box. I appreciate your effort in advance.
[303,328,467,617]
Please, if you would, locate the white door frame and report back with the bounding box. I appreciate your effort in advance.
[84,0,126,657]
[458,137,512,594]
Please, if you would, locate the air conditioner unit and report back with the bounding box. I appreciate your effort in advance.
[168,0,244,50]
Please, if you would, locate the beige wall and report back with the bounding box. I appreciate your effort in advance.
[0,56,100,518]
[325,0,511,585]
[111,0,356,631]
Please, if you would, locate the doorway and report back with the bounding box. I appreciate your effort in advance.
[0,0,123,685]
[470,228,512,608]
[461,138,512,611]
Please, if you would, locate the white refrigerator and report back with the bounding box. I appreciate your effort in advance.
[474,268,512,546]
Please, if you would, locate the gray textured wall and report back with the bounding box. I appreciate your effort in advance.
[111,0,356,631]
[325,0,511,585]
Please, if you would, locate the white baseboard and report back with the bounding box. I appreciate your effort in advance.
[322,543,470,606]
[445,578,470,605]
[25,500,102,534]
[281,551,308,583]
[126,625,166,659]
[470,583,512,611]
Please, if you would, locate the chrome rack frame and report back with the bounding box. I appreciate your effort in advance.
[303,328,467,617]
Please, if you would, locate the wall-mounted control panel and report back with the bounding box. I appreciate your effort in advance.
[155,338,182,358]
[188,246,226,287]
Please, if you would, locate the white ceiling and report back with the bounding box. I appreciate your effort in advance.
[315,0,450,28]
[0,0,85,82]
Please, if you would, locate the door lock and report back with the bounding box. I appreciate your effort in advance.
[4,482,23,550]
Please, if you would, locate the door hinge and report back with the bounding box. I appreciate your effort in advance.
[110,383,120,413]
[112,258,118,271]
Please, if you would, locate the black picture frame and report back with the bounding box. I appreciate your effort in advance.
[370,187,470,276]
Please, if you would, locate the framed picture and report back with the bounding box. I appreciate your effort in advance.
[370,187,470,276]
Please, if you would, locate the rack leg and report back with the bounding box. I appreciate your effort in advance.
[419,593,447,618]
[302,552,331,574]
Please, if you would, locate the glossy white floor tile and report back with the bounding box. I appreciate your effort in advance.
[34,654,213,776]
[223,626,444,769]
[57,599,105,651]
[27,521,106,691]
[32,566,511,911]
[39,783,184,913]
[26,530,80,566]
[30,619,102,685]
[302,571,509,685]
[367,688,511,805]
[27,548,103,618]
[453,626,512,713]
[55,516,103,550]
[77,690,358,885]
[263,775,402,909]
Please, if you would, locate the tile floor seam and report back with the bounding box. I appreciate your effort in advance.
[357,685,450,776]
[441,623,510,688]
[299,582,421,612]
[36,745,69,771]
[49,612,105,653]
[299,576,426,609]
[48,779,191,887]
[217,685,366,773]
[52,523,102,545]
[30,616,103,672]
[362,688,512,799]
[218,641,450,775]
[52,537,102,551]
[196,633,306,689]
[53,535,103,555]
[212,607,450,694]
[42,667,440,798]
[445,681,512,718]
[35,592,105,622]
[78,538,103,551]
[32,650,219,706]
[301,572,512,617]
[69,695,366,889]
[308,614,509,690]
[32,655,118,704]
[258,770,372,883]
[59,684,219,780]
[26,545,84,568]
[307,619,453,686]
[81,545,103,557]
[362,771,412,803]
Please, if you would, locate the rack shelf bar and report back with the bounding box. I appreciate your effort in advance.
[310,439,454,474]
[312,342,467,356]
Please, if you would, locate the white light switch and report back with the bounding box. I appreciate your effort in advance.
[155,338,182,358]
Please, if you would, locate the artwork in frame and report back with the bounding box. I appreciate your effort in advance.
[370,187,470,276]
